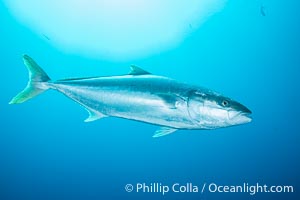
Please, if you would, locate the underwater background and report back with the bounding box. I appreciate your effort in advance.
[0,1,299,200]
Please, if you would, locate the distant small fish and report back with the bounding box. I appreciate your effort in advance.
[42,34,50,41]
[260,5,266,16]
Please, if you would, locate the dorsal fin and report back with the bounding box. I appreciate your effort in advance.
[129,65,151,75]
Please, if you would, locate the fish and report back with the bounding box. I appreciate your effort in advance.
[42,34,50,41]
[260,5,266,17]
[10,55,252,137]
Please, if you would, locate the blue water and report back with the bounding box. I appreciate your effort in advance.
[1,1,299,200]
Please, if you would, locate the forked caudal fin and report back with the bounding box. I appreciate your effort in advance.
[9,55,51,104]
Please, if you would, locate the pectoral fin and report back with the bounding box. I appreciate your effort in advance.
[157,93,186,109]
[153,127,177,138]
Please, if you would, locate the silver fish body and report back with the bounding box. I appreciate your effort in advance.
[52,75,199,129]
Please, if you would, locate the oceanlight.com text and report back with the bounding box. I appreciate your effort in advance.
[207,182,294,195]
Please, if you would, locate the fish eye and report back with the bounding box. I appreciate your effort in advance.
[221,100,229,107]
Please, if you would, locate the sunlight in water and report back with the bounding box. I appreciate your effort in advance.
[4,0,226,60]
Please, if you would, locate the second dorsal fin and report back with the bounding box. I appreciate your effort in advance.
[129,65,151,75]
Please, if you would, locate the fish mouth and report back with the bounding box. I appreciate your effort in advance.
[235,105,252,123]
[228,110,252,124]
[237,111,252,123]
[242,107,252,115]
[240,107,252,117]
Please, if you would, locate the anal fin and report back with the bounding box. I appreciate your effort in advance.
[84,108,107,122]
[153,127,177,138]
